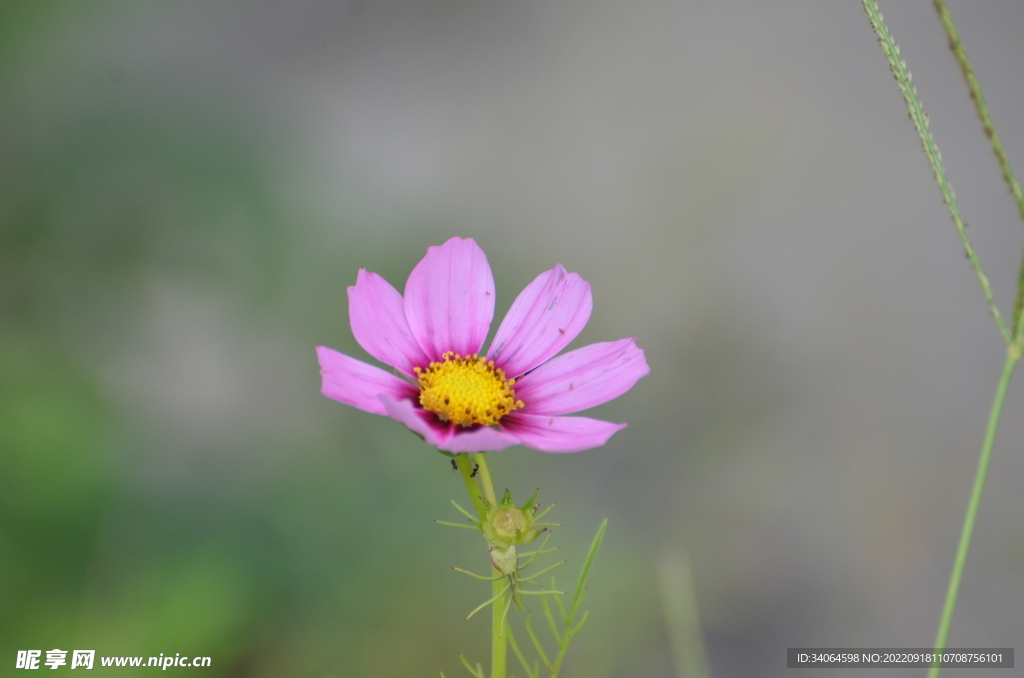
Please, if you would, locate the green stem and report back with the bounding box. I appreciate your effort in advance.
[473,453,499,506]
[455,454,488,520]
[490,567,509,678]
[929,346,1020,678]
[476,455,507,678]
[863,4,1024,674]
[457,453,506,678]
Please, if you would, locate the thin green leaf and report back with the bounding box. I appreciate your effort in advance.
[506,624,538,678]
[466,582,511,620]
[525,612,553,670]
[574,587,588,610]
[458,654,485,678]
[540,589,562,644]
[519,560,566,583]
[453,566,504,581]
[518,546,558,562]
[569,518,607,620]
[568,608,590,638]
[519,531,554,568]
[436,520,481,530]
[552,576,568,621]
[499,588,514,636]
[659,553,712,678]
[450,499,482,525]
[533,503,556,521]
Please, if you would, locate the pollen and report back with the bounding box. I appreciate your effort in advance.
[414,352,524,427]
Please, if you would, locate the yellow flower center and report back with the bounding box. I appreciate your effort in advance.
[414,352,524,427]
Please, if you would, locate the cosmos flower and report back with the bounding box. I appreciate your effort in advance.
[316,237,648,453]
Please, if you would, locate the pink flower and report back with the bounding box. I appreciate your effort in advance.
[316,237,648,453]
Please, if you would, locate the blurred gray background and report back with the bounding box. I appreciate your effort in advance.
[2,1,1023,676]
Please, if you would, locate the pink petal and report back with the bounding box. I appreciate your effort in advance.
[514,339,649,415]
[317,346,418,416]
[487,265,592,378]
[380,394,520,452]
[501,413,627,453]
[404,237,495,361]
[379,393,454,447]
[348,269,431,376]
[439,426,521,454]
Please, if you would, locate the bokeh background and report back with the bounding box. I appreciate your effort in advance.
[2,1,1023,676]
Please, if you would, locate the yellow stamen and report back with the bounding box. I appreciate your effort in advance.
[414,352,524,427]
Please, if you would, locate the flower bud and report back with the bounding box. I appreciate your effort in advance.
[483,489,542,547]
[489,544,518,577]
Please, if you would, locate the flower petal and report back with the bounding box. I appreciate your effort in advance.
[380,394,520,452]
[487,265,592,378]
[317,346,418,416]
[439,426,521,454]
[379,393,454,447]
[404,237,495,361]
[514,338,649,415]
[501,413,627,453]
[348,269,431,376]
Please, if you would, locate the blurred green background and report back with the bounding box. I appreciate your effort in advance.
[2,1,1024,676]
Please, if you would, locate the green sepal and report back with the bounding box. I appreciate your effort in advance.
[520,488,540,513]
